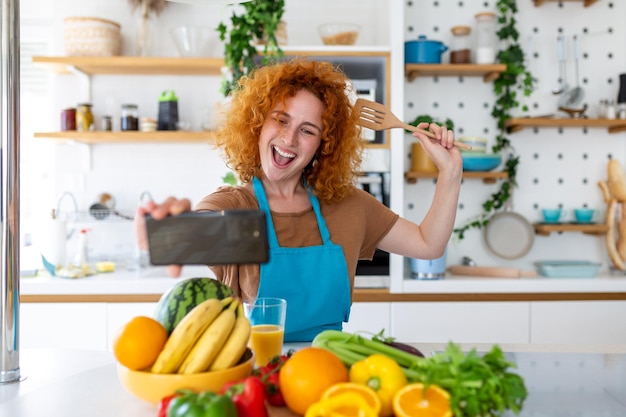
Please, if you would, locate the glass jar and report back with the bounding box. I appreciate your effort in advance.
[121,104,139,131]
[474,11,497,64]
[450,25,472,64]
[76,103,94,131]
[61,107,76,131]
[101,115,113,131]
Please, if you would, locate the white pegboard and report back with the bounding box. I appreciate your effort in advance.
[402,0,626,271]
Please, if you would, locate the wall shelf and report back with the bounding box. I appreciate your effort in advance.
[505,118,626,134]
[33,131,216,144]
[405,64,507,82]
[32,56,225,76]
[405,170,508,184]
[533,0,598,7]
[534,223,608,236]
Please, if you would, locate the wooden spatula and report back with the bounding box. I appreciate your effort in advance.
[354,98,472,151]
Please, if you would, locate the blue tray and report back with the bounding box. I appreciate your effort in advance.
[534,260,601,278]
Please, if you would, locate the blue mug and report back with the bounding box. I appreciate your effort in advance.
[542,208,566,224]
[574,208,597,224]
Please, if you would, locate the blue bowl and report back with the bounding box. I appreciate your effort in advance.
[461,153,502,172]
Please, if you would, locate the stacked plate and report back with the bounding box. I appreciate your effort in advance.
[534,260,601,278]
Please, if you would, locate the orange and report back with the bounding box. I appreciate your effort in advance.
[279,347,349,415]
[113,316,168,371]
[392,383,452,417]
[321,382,382,416]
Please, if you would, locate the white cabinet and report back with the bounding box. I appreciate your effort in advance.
[344,302,391,334]
[530,301,626,345]
[20,303,108,350]
[390,302,530,344]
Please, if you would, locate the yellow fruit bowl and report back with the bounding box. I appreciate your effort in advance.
[117,348,254,405]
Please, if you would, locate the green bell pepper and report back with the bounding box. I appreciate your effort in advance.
[166,390,237,417]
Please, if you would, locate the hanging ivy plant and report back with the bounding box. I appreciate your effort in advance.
[453,0,534,240]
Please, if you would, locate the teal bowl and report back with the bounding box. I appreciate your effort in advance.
[461,153,502,172]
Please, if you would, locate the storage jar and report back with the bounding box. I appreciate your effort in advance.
[121,104,139,131]
[474,12,497,64]
[450,25,471,64]
[76,103,93,131]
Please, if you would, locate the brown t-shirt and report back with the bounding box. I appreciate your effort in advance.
[194,185,399,300]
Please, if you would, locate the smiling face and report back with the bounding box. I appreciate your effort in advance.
[258,89,325,185]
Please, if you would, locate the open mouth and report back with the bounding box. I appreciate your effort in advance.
[273,145,296,167]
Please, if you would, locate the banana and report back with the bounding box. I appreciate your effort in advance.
[151,297,232,374]
[178,298,239,374]
[209,301,252,371]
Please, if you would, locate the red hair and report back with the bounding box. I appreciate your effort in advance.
[215,58,364,203]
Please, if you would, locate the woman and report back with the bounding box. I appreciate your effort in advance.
[137,58,463,342]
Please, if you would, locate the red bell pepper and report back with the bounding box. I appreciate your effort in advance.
[221,376,268,417]
[157,393,179,417]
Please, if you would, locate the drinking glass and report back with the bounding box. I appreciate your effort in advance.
[243,297,286,367]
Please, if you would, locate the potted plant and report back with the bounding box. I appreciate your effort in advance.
[217,0,286,97]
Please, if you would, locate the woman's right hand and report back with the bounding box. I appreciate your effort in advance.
[135,197,193,277]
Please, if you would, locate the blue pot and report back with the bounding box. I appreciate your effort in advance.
[405,35,448,64]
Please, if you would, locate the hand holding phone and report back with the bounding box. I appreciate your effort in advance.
[145,210,269,266]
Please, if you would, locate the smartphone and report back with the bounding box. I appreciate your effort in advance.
[145,210,269,266]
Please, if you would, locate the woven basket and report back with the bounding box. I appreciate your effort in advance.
[64,17,121,57]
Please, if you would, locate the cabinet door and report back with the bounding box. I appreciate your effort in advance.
[391,302,530,344]
[344,302,391,334]
[20,303,108,350]
[106,302,158,352]
[531,301,626,345]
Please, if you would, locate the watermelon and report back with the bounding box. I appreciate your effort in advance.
[154,277,235,334]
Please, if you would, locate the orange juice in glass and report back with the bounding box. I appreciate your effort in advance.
[243,298,287,367]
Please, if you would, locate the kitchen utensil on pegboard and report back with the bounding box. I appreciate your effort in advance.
[559,35,585,109]
[552,35,568,95]
[483,188,535,260]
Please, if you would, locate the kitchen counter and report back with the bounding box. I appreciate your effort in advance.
[2,343,626,416]
[19,266,626,303]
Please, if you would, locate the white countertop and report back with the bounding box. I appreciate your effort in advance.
[19,266,626,296]
[2,343,626,416]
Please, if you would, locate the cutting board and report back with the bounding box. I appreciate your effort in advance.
[448,265,537,278]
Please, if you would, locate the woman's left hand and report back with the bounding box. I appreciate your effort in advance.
[412,122,463,174]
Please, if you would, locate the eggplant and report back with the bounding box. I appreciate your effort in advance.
[384,340,425,358]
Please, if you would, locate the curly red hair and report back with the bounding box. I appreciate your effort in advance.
[215,58,364,203]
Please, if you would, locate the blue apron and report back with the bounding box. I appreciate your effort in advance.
[252,177,351,342]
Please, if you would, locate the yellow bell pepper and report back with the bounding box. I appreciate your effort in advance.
[305,392,377,417]
[349,354,407,417]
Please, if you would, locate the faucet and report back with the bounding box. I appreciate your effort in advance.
[55,191,79,222]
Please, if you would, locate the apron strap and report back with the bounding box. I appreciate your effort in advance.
[252,176,332,246]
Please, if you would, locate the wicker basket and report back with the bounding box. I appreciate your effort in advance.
[64,17,121,57]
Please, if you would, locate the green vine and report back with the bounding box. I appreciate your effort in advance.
[453,0,534,240]
[217,0,285,97]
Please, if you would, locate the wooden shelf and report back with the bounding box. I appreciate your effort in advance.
[533,0,598,7]
[33,50,391,76]
[33,131,216,144]
[32,56,225,76]
[505,118,626,134]
[534,223,608,236]
[405,64,507,82]
[405,170,508,184]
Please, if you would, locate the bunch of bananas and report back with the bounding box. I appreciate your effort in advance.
[151,296,252,374]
